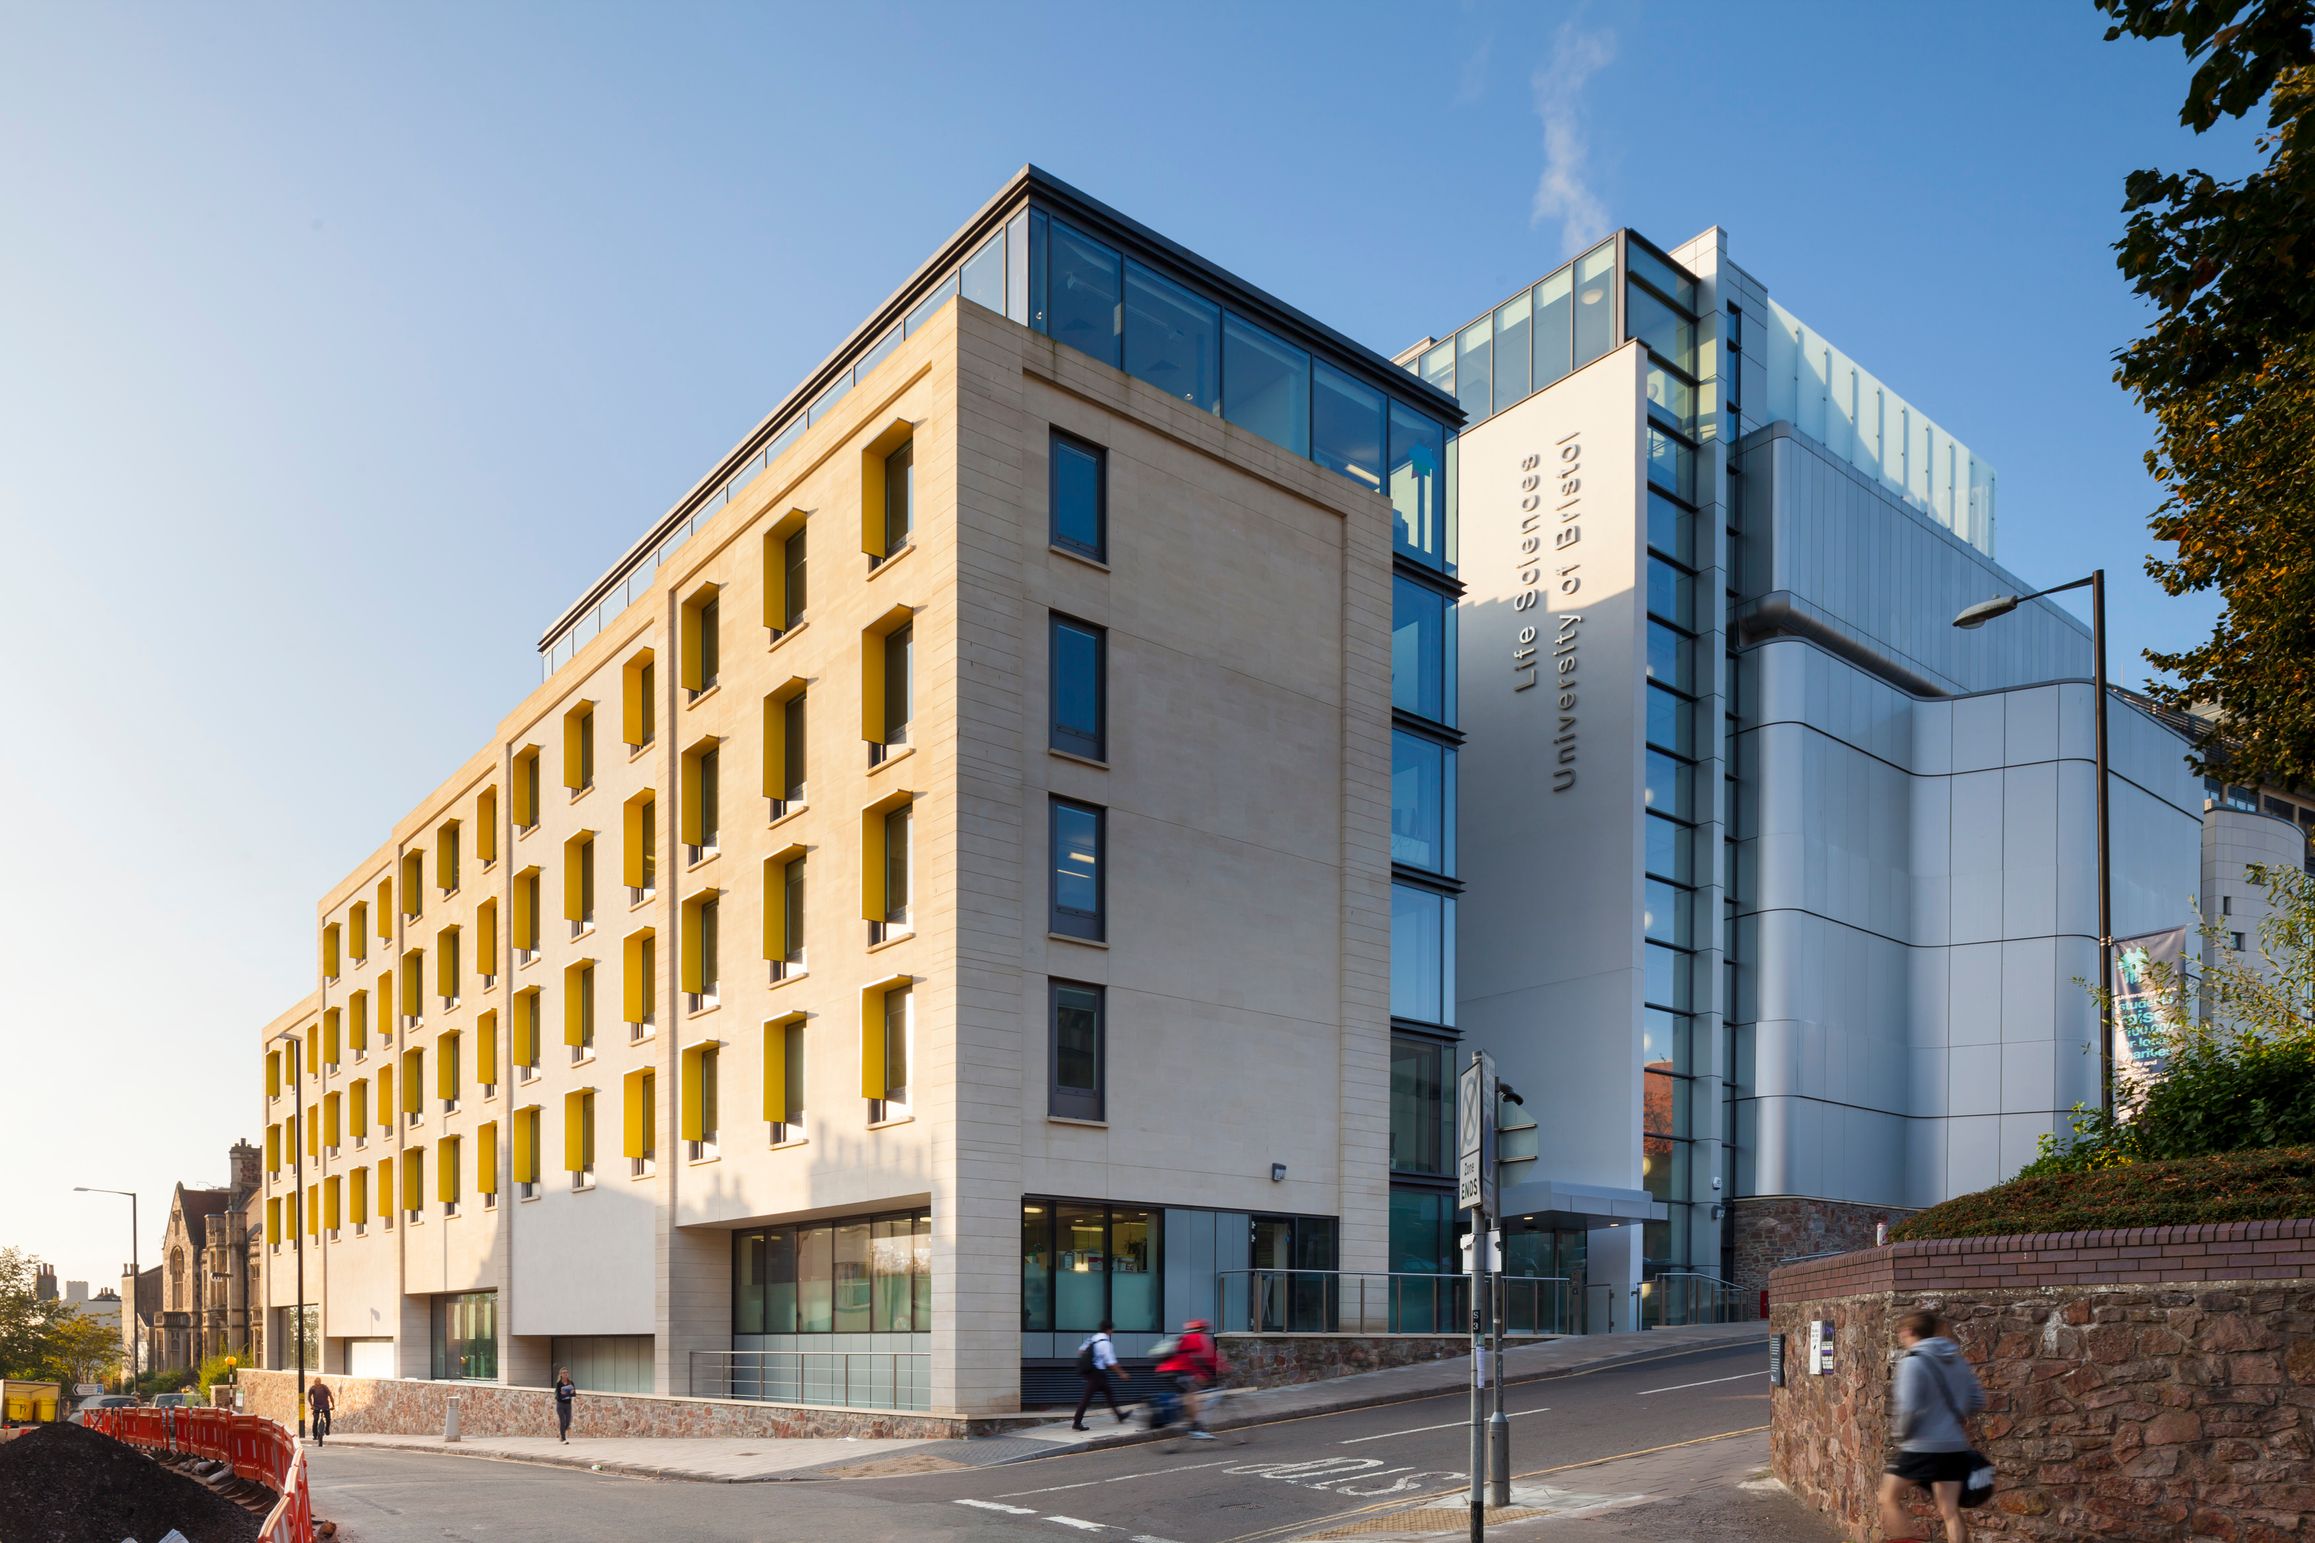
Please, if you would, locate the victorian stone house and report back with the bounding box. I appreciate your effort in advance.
[129,1140,262,1374]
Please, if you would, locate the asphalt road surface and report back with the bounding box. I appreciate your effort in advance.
[313,1337,1773,1543]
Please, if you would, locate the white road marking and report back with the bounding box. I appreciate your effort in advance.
[1339,1407,1549,1444]
[956,1498,1037,1515]
[999,1458,1232,1497]
[1634,1371,1762,1396]
[1047,1518,1107,1532]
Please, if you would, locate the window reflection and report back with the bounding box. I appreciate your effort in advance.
[1312,361,1385,491]
[1124,262,1220,412]
[1222,314,1311,455]
[1493,293,1532,411]
[1389,403,1446,570]
[1455,319,1492,424]
[1048,221,1122,368]
[1391,731,1456,874]
[1573,244,1616,367]
[1391,575,1457,727]
[1390,882,1454,1027]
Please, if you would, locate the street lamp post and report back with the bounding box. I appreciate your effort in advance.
[72,1186,137,1390]
[271,1029,309,1439]
[1956,568,2114,1115]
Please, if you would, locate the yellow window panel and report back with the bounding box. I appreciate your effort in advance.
[563,702,595,791]
[306,1183,320,1238]
[266,1050,281,1101]
[477,1121,498,1195]
[436,1031,460,1101]
[623,930,655,1023]
[761,510,807,632]
[477,786,498,865]
[679,891,721,995]
[623,649,657,748]
[350,1080,368,1139]
[402,1150,424,1212]
[858,790,913,922]
[622,1068,648,1160]
[349,991,368,1052]
[377,1065,395,1125]
[514,869,539,951]
[323,1176,341,1231]
[378,1156,394,1218]
[514,989,540,1068]
[322,924,341,980]
[478,899,499,975]
[623,794,654,889]
[350,902,369,962]
[858,419,915,560]
[265,1123,280,1174]
[323,1094,341,1149]
[305,1104,319,1162]
[437,1137,459,1204]
[680,1042,718,1143]
[323,1009,342,1069]
[563,836,594,924]
[762,1017,801,1125]
[679,585,721,696]
[266,1196,281,1244]
[679,740,721,847]
[378,968,396,1037]
[401,852,424,915]
[563,1090,590,1172]
[400,951,424,1021]
[859,985,887,1101]
[401,1049,424,1114]
[350,1168,369,1226]
[513,1106,539,1185]
[564,962,594,1046]
[477,1011,498,1083]
[436,926,460,1001]
[376,877,394,940]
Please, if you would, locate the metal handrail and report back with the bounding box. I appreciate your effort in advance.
[1213,1269,1579,1336]
[688,1350,929,1412]
[1645,1269,1756,1327]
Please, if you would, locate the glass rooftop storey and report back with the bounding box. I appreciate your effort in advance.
[1411,228,1996,556]
[540,166,1462,677]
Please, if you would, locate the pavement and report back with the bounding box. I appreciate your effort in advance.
[317,1320,1768,1483]
[308,1326,1841,1541]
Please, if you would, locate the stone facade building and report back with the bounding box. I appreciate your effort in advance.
[130,1141,262,1374]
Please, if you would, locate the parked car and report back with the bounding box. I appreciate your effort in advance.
[149,1393,194,1409]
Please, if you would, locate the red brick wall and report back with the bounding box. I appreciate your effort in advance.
[1767,1219,2315,1539]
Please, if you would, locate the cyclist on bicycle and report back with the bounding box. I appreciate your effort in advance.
[1156,1318,1223,1439]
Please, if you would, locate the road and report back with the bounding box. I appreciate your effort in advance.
[312,1337,1774,1543]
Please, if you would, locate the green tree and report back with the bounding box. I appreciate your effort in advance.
[0,1248,123,1385]
[2096,0,2315,785]
[2031,862,2315,1171]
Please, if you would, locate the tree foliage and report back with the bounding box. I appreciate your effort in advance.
[2027,863,2315,1173]
[2096,0,2315,785]
[0,1248,122,1385]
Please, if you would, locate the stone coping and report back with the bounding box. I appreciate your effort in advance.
[1768,1215,2315,1303]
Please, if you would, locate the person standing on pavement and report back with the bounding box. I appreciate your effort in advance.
[306,1380,333,1444]
[1877,1309,1986,1543]
[554,1367,577,1444]
[1071,1319,1127,1431]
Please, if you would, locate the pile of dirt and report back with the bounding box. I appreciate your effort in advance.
[0,1421,260,1543]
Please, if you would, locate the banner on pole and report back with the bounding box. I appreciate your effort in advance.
[2112,926,2188,1092]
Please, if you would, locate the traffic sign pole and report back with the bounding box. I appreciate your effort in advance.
[1458,1051,1493,1541]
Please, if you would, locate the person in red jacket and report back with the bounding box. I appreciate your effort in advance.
[1156,1318,1224,1439]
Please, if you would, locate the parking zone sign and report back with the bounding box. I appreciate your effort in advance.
[1456,1054,1495,1214]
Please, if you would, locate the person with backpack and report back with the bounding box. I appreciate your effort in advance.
[1155,1317,1223,1440]
[1878,1309,1989,1542]
[1070,1319,1126,1431]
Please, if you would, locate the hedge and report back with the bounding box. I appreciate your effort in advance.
[1889,1144,2315,1241]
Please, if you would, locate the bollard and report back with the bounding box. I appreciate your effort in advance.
[444,1395,462,1443]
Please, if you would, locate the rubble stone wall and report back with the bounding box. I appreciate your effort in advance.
[1768,1219,2315,1539]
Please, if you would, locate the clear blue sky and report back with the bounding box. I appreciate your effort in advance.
[0,1,2254,1290]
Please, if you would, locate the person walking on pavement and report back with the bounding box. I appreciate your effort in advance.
[1071,1319,1127,1431]
[1877,1309,1986,1543]
[1155,1317,1224,1439]
[306,1380,333,1444]
[554,1367,577,1444]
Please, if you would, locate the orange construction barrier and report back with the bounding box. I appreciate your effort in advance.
[89,1403,311,1543]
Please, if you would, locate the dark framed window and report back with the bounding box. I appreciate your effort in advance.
[1020,1199,1160,1332]
[732,1209,929,1335]
[1049,615,1106,761]
[1049,798,1105,942]
[1050,431,1106,560]
[883,624,913,746]
[1049,981,1104,1121]
[781,692,807,803]
[1389,1035,1448,1175]
[430,1289,498,1380]
[883,805,912,926]
[882,440,914,552]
